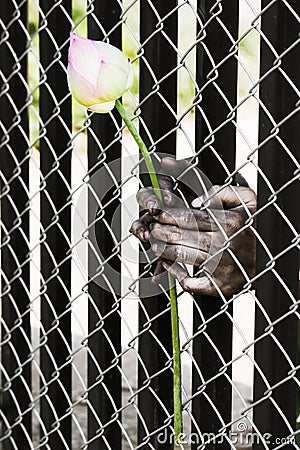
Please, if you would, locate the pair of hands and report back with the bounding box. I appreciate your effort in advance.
[130,157,256,297]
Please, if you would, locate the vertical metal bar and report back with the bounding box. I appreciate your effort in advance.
[39,2,72,447]
[193,1,238,446]
[253,1,300,447]
[138,2,177,448]
[87,3,121,448]
[0,2,31,449]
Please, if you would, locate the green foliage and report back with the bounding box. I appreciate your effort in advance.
[237,22,260,97]
[73,7,84,24]
[28,1,40,147]
[28,21,37,36]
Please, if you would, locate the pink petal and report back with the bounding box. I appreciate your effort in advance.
[68,33,99,86]
[68,34,134,108]
[67,60,100,107]
[92,40,129,67]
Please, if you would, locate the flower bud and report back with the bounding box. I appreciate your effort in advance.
[67,33,133,113]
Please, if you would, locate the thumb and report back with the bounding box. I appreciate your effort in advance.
[192,185,256,210]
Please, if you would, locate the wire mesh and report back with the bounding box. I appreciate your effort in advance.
[0,0,299,449]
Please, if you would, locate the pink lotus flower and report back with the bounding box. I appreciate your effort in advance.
[67,33,133,113]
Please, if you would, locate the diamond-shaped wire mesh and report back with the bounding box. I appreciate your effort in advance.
[0,0,299,449]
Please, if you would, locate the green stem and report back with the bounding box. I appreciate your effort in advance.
[115,98,183,442]
[115,99,162,202]
[169,273,183,444]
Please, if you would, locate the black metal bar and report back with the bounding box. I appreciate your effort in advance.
[0,2,31,449]
[253,2,300,448]
[87,4,122,449]
[39,2,72,448]
[193,1,239,446]
[138,2,177,448]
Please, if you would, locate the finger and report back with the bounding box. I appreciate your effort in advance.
[155,208,220,231]
[130,213,154,242]
[136,187,162,215]
[160,157,193,178]
[161,261,218,296]
[150,223,212,252]
[156,173,175,207]
[140,163,187,209]
[138,158,199,211]
[192,185,257,211]
[158,160,192,207]
[158,169,189,208]
[157,173,186,208]
[151,240,208,266]
[156,172,176,207]
[233,172,249,188]
[160,157,200,205]
[136,186,184,214]
[152,259,166,281]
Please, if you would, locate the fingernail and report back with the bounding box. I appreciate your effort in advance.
[151,276,158,284]
[143,230,150,241]
[138,230,145,241]
[192,197,204,208]
[163,194,172,205]
[151,273,162,284]
[162,261,170,270]
[147,201,160,214]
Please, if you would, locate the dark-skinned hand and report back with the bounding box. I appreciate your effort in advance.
[130,157,256,297]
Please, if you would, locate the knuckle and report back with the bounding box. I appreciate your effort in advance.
[157,210,169,222]
[246,187,257,200]
[170,224,180,234]
[226,211,245,233]
[138,187,149,196]
[151,242,158,253]
[175,245,184,261]
[163,193,175,207]
[180,277,191,292]
[151,222,160,232]
[159,174,172,186]
[152,241,165,257]
[131,220,142,233]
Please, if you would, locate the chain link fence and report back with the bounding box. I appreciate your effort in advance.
[0,0,299,449]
